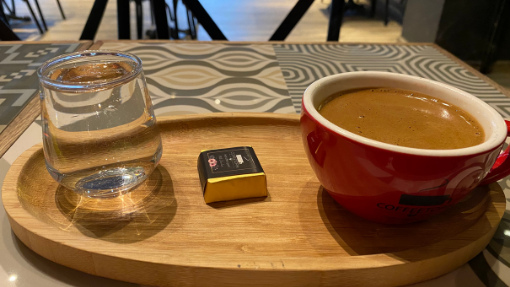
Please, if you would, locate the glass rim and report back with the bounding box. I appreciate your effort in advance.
[37,50,143,92]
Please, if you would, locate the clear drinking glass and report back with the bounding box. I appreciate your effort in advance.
[37,50,162,198]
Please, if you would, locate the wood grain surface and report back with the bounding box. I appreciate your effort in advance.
[2,113,506,287]
[0,41,93,159]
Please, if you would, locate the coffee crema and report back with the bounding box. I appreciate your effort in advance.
[318,88,484,150]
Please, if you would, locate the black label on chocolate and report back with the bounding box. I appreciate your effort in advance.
[199,146,264,179]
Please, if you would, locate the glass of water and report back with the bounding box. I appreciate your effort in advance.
[38,50,162,198]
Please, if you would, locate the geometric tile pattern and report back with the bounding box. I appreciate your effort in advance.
[100,42,295,115]
[0,43,81,131]
[274,44,510,115]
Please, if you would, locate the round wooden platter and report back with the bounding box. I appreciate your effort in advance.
[2,113,506,287]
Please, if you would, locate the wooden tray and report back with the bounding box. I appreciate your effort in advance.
[2,113,506,287]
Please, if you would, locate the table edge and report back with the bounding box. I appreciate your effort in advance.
[91,40,434,48]
[0,40,93,45]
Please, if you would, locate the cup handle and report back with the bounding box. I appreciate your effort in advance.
[480,120,510,185]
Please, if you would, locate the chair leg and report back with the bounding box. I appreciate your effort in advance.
[55,0,65,19]
[4,0,31,22]
[149,0,154,24]
[33,0,48,30]
[186,7,196,39]
[191,11,197,38]
[80,0,107,40]
[135,0,143,39]
[0,15,20,40]
[116,0,130,39]
[0,2,8,25]
[370,0,376,18]
[23,0,43,34]
[151,0,169,39]
[172,0,178,39]
[270,0,313,41]
[165,3,174,22]
[2,0,12,15]
[327,0,344,41]
[384,0,389,26]
[165,0,177,39]
[182,0,226,40]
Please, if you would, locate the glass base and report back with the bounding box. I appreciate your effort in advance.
[74,167,147,198]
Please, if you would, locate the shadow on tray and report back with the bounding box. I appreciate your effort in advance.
[316,184,498,257]
[56,165,176,243]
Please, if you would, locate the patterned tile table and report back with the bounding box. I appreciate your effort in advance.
[0,42,90,131]
[99,42,296,115]
[1,41,509,287]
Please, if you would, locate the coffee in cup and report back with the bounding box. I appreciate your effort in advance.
[318,88,484,150]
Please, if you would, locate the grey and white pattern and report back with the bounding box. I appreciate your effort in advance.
[100,42,295,115]
[0,43,81,131]
[274,44,510,115]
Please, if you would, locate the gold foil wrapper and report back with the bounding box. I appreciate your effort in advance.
[197,147,267,204]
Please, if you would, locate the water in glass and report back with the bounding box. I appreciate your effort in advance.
[38,51,162,198]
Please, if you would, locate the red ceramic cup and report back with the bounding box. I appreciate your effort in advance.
[301,71,510,224]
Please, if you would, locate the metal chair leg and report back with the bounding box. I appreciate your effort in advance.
[165,2,174,22]
[182,0,226,40]
[165,0,178,39]
[23,0,43,34]
[0,15,20,40]
[149,0,154,24]
[80,0,108,40]
[191,11,197,38]
[0,2,8,26]
[151,0,169,39]
[117,0,130,39]
[55,0,65,19]
[3,0,30,22]
[2,0,12,15]
[384,0,389,26]
[33,0,47,31]
[370,0,376,18]
[172,0,178,39]
[270,0,313,41]
[186,7,196,39]
[135,0,143,39]
[327,0,344,41]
